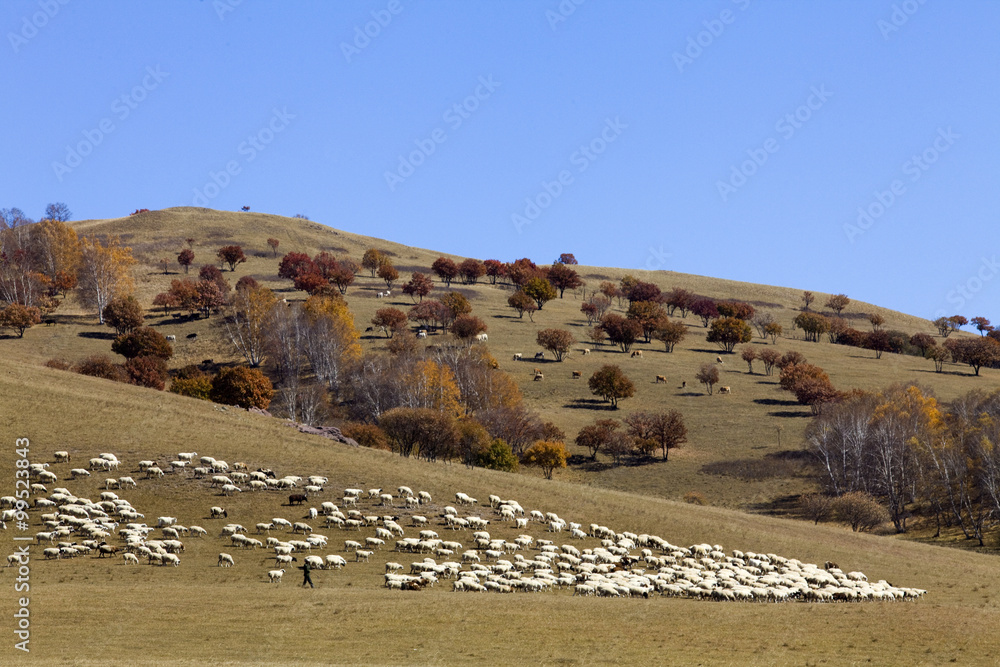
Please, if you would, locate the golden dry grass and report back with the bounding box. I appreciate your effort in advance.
[2,356,1000,665]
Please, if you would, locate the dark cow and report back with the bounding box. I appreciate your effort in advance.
[288,493,308,506]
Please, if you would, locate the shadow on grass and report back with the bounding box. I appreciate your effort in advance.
[769,410,813,418]
[563,399,617,411]
[745,493,804,517]
[912,368,974,377]
[753,397,800,407]
[77,331,116,340]
[567,454,611,472]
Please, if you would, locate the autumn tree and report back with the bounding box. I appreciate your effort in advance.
[695,363,720,395]
[32,217,81,289]
[945,337,1000,376]
[458,258,486,285]
[799,493,834,524]
[217,245,246,271]
[455,418,492,468]
[278,252,316,281]
[102,295,144,336]
[209,366,274,409]
[654,319,687,353]
[195,279,227,318]
[575,419,621,460]
[431,257,459,286]
[706,316,753,353]
[475,404,544,457]
[764,322,783,344]
[802,290,814,310]
[777,350,806,370]
[759,348,781,376]
[362,248,385,277]
[372,307,408,337]
[0,303,41,338]
[970,316,993,336]
[793,312,831,343]
[402,272,434,302]
[859,329,890,359]
[556,253,578,265]
[483,259,505,284]
[523,277,557,310]
[111,326,173,360]
[868,313,886,332]
[199,265,230,293]
[536,328,574,361]
[625,410,687,460]
[441,291,472,322]
[225,285,278,367]
[909,332,936,356]
[947,315,969,334]
[690,298,719,327]
[378,262,399,289]
[124,355,168,390]
[588,364,635,408]
[506,258,542,288]
[169,367,213,400]
[267,237,280,257]
[716,300,754,321]
[791,376,841,414]
[741,346,757,373]
[600,314,641,353]
[302,294,362,395]
[825,293,850,314]
[380,407,457,459]
[627,300,668,343]
[77,236,136,323]
[507,290,537,319]
[547,262,583,298]
[833,492,889,532]
[451,314,488,342]
[177,248,194,273]
[521,440,568,479]
[663,288,695,317]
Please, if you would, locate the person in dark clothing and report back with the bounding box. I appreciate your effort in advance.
[300,561,314,588]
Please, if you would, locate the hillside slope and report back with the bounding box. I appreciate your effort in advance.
[2,354,999,664]
[7,207,995,512]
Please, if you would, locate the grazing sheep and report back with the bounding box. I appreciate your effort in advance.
[476,333,488,341]
[165,335,176,342]
[218,553,235,567]
[513,353,523,361]
[221,484,242,496]
[380,493,394,507]
[326,554,347,569]
[53,451,71,463]
[355,549,372,562]
[210,507,228,519]
[268,569,285,584]
[123,553,139,565]
[146,466,165,478]
[70,468,91,479]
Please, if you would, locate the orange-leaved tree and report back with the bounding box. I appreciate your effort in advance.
[77,236,136,323]
[521,440,567,479]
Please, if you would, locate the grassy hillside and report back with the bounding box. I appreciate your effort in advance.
[2,355,1000,665]
[6,207,997,515]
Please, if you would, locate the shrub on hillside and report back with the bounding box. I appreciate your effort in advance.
[124,355,168,390]
[74,355,128,383]
[44,358,71,370]
[477,438,519,472]
[102,295,144,336]
[209,366,274,409]
[683,491,706,505]
[112,326,173,360]
[169,372,212,400]
[340,423,390,451]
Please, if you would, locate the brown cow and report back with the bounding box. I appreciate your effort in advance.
[655,375,666,383]
[572,371,582,379]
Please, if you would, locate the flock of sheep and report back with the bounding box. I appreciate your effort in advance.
[4,449,926,604]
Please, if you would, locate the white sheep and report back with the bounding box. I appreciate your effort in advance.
[268,569,285,583]
[218,553,235,567]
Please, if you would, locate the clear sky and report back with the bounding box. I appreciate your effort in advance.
[2,1,998,321]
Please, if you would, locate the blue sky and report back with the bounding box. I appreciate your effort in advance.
[2,0,998,321]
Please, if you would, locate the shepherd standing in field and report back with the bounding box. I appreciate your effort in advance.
[300,560,314,588]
